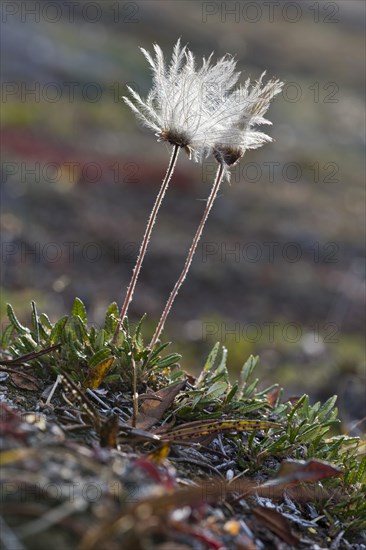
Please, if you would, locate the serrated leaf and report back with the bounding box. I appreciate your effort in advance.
[122,316,130,333]
[89,326,97,345]
[67,315,88,342]
[134,314,146,340]
[72,297,87,324]
[7,304,29,335]
[95,329,107,349]
[39,313,52,330]
[19,334,38,352]
[89,348,113,369]
[104,302,119,335]
[84,356,115,389]
[1,324,14,348]
[50,316,68,344]
[66,339,86,361]
[356,456,366,483]
[37,323,49,341]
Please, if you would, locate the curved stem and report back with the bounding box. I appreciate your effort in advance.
[113,144,180,343]
[150,163,225,348]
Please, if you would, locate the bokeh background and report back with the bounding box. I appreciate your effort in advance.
[1,0,365,425]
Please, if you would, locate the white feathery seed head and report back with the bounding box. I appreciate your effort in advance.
[123,40,283,165]
[212,73,284,177]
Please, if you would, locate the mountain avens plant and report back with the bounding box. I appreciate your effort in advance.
[150,72,283,347]
[114,39,244,341]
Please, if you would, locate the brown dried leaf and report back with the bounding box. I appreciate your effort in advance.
[275,458,343,484]
[236,533,258,550]
[266,386,281,407]
[10,371,40,391]
[133,380,186,430]
[253,506,300,546]
[99,414,119,448]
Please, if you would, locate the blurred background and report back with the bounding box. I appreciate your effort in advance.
[1,0,365,426]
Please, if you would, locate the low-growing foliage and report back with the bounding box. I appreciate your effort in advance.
[1,300,365,542]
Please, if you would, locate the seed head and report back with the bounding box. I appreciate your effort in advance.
[123,40,283,169]
[123,39,241,161]
[212,73,284,176]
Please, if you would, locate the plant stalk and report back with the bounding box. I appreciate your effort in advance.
[150,163,226,348]
[113,144,180,343]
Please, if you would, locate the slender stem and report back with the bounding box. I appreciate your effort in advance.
[113,144,180,343]
[150,163,225,348]
[131,354,138,427]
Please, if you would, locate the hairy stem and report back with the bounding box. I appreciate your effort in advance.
[150,163,226,348]
[113,145,180,343]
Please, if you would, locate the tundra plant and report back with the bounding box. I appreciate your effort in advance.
[117,39,283,346]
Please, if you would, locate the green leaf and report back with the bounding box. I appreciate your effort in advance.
[169,370,186,382]
[31,301,40,344]
[19,334,38,352]
[356,456,366,483]
[238,401,267,415]
[67,316,88,342]
[146,342,170,367]
[156,353,181,369]
[226,382,238,404]
[7,304,29,335]
[318,395,338,421]
[104,302,119,335]
[1,324,14,348]
[216,346,229,376]
[134,314,146,341]
[39,313,52,330]
[205,380,228,399]
[89,326,97,345]
[50,316,68,344]
[196,342,220,387]
[203,342,220,372]
[287,394,309,422]
[241,379,259,399]
[71,297,87,324]
[237,355,259,399]
[89,348,113,369]
[191,393,203,409]
[95,329,107,349]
